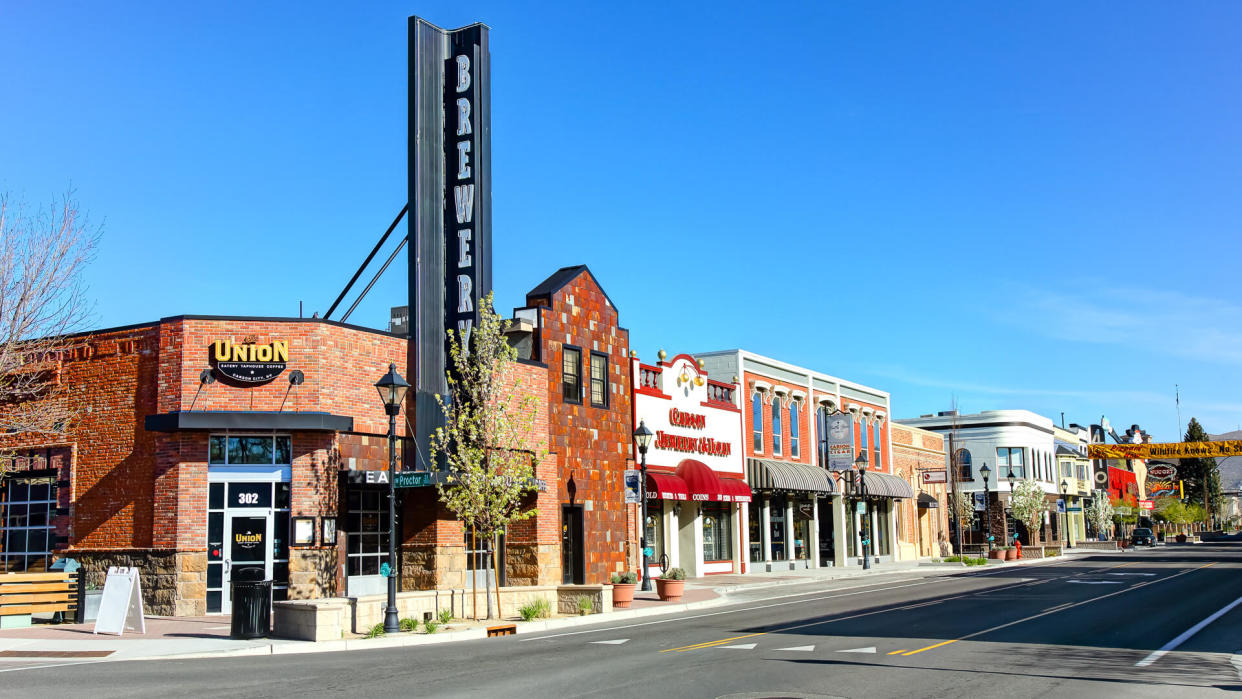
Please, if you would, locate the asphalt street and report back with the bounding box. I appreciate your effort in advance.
[4,546,1241,698]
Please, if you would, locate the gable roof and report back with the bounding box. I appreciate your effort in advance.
[525,264,619,312]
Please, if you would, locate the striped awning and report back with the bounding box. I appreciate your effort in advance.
[746,458,836,494]
[860,471,915,499]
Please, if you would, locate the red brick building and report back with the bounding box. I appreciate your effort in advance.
[0,265,632,616]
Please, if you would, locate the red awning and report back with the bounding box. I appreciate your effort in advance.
[646,471,689,501]
[675,459,752,503]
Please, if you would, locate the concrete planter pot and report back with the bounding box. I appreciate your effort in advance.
[655,579,684,602]
[1004,548,1017,561]
[987,549,1004,560]
[611,583,637,609]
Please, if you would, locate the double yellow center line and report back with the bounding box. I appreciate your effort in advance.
[662,632,767,653]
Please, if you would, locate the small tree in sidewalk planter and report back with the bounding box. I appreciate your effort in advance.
[433,292,546,620]
[1009,479,1048,548]
[1085,491,1115,540]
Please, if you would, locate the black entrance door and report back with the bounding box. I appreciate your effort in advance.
[818,499,834,566]
[561,505,584,584]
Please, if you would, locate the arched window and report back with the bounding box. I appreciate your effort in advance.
[790,402,800,459]
[955,448,973,480]
[772,398,783,456]
[752,394,763,453]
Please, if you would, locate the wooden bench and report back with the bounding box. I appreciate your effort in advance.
[486,624,516,637]
[0,572,78,622]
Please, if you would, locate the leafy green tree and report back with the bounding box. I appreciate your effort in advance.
[1181,418,1220,529]
[1009,479,1047,545]
[432,292,545,619]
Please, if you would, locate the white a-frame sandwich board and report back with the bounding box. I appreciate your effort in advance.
[93,566,146,635]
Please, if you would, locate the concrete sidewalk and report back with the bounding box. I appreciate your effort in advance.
[0,551,1102,668]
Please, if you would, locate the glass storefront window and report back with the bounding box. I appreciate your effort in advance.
[793,507,810,560]
[770,495,787,560]
[749,507,763,562]
[701,503,732,562]
[209,435,291,466]
[1,476,57,573]
[645,501,664,564]
[346,489,388,577]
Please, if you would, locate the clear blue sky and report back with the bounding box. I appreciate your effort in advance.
[4,2,1241,440]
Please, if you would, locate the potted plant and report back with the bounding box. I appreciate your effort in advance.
[1004,546,1017,561]
[987,548,1004,560]
[610,571,638,609]
[656,567,686,601]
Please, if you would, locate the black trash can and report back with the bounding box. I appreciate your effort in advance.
[230,566,272,639]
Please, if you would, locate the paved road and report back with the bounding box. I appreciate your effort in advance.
[4,546,1242,698]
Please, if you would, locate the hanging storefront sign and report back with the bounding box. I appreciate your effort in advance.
[624,469,641,504]
[1148,464,1177,479]
[210,339,288,385]
[921,470,948,484]
[409,17,493,471]
[826,412,855,471]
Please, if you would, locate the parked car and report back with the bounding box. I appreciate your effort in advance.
[1130,527,1155,547]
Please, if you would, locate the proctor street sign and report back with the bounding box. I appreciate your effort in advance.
[394,471,433,488]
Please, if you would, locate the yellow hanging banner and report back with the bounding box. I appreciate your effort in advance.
[1087,440,1242,460]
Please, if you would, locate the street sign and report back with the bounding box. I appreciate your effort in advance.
[624,469,641,504]
[921,470,948,484]
[394,471,432,488]
[642,547,654,558]
[1067,506,1083,512]
[1148,464,1177,479]
[855,501,866,514]
[1056,499,1066,514]
[380,562,391,577]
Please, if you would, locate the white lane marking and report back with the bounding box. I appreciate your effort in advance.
[836,647,876,654]
[1107,573,1156,576]
[1068,580,1122,585]
[205,626,231,630]
[1042,602,1074,613]
[590,639,629,645]
[776,645,816,652]
[721,643,757,650]
[1136,593,1242,667]
[1230,651,1242,680]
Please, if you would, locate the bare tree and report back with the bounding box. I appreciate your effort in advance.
[0,193,100,473]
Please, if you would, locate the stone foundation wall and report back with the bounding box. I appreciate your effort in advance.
[289,548,338,600]
[401,544,467,590]
[557,584,612,616]
[506,543,560,586]
[70,549,191,616]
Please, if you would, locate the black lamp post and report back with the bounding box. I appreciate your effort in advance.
[1060,479,1070,548]
[375,362,409,635]
[634,420,655,592]
[855,453,870,570]
[980,463,992,552]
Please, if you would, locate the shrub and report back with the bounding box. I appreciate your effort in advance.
[660,567,686,581]
[423,619,440,634]
[365,623,385,639]
[519,598,551,621]
[438,608,454,624]
[611,571,638,585]
[399,618,419,632]
[577,596,594,613]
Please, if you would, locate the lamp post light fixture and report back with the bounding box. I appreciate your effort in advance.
[980,463,992,552]
[374,363,409,635]
[1060,479,1070,548]
[1006,466,1016,547]
[855,452,870,570]
[634,420,655,592]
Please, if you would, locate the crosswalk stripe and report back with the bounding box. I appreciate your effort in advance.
[590,639,629,645]
[720,643,757,650]
[774,645,815,652]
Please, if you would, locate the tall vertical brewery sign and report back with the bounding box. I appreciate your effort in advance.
[409,17,492,469]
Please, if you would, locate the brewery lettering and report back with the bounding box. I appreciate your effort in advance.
[449,51,478,355]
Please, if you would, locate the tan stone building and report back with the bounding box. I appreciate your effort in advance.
[891,423,949,559]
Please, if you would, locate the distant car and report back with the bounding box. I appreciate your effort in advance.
[1130,527,1155,547]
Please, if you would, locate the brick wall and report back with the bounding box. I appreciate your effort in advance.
[890,423,948,556]
[534,270,632,584]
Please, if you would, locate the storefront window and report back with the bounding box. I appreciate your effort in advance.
[701,503,733,562]
[346,489,389,577]
[209,435,292,465]
[748,507,763,562]
[874,501,890,556]
[793,506,810,560]
[770,495,787,560]
[645,501,664,564]
[0,476,57,573]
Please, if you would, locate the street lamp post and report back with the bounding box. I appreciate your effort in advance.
[1006,467,1016,546]
[1060,479,1070,549]
[855,453,870,570]
[375,363,409,635]
[980,463,992,552]
[634,420,655,592]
